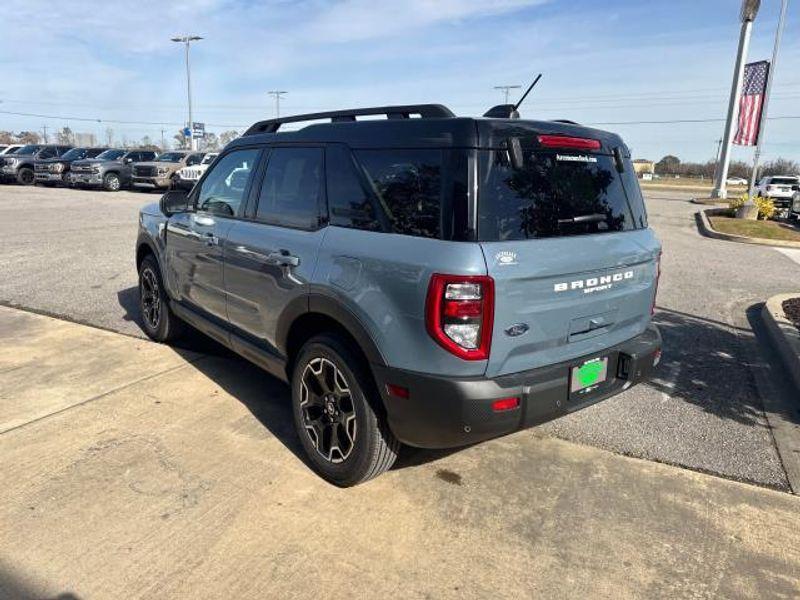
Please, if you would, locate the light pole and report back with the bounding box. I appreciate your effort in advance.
[171,35,203,151]
[746,0,789,203]
[711,0,760,199]
[268,91,287,118]
[494,85,522,105]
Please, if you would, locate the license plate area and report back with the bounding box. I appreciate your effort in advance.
[569,355,611,398]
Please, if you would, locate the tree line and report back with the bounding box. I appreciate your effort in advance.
[654,155,799,179]
[0,127,240,152]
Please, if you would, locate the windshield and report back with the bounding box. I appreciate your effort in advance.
[770,177,798,185]
[96,149,125,161]
[477,139,645,240]
[156,152,186,162]
[16,145,41,155]
[60,148,88,161]
[201,153,218,165]
[6,147,20,155]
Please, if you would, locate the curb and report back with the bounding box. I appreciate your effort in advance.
[696,208,800,249]
[690,198,727,206]
[762,294,800,394]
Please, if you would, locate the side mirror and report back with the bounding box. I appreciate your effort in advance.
[124,157,133,164]
[160,190,191,216]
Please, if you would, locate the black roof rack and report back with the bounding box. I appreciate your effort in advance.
[243,104,455,136]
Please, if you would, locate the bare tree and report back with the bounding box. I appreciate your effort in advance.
[17,131,42,144]
[0,131,14,144]
[56,127,74,145]
[218,130,239,147]
[105,127,115,147]
[173,130,190,150]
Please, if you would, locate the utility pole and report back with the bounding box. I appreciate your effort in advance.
[171,34,203,151]
[494,85,522,105]
[42,124,48,144]
[268,91,288,118]
[712,0,760,199]
[161,128,166,150]
[746,0,789,205]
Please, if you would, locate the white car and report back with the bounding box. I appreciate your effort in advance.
[756,175,799,200]
[790,189,800,220]
[174,152,218,189]
[726,177,747,186]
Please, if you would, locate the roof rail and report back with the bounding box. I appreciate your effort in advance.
[243,104,455,136]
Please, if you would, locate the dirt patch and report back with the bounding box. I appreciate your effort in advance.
[783,297,800,332]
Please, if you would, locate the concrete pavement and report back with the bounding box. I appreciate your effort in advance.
[2,306,800,599]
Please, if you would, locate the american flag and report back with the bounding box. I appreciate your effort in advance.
[733,60,770,146]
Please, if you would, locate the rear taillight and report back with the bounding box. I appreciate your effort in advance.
[537,134,601,151]
[651,251,662,315]
[426,274,494,360]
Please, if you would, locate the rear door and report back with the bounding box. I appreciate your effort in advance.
[224,146,326,350]
[477,134,660,377]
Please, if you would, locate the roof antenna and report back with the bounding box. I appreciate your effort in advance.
[513,73,542,114]
[483,73,542,119]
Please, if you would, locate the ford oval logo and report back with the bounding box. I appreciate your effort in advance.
[505,323,529,337]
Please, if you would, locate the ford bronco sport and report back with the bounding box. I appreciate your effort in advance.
[136,104,662,486]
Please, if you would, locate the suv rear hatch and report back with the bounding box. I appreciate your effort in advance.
[476,122,660,377]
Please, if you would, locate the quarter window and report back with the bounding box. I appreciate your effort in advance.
[255,147,323,229]
[326,145,382,232]
[353,149,444,239]
[196,148,259,217]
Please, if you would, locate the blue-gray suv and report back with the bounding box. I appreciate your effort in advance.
[136,104,662,486]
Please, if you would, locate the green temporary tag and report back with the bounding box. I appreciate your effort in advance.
[577,361,604,387]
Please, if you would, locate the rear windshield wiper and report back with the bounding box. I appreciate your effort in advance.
[558,213,607,225]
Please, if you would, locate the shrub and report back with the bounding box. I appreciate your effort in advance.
[727,194,776,220]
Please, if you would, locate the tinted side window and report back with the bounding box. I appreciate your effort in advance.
[326,145,382,232]
[197,148,260,217]
[353,149,443,239]
[186,154,203,166]
[38,147,56,159]
[255,147,323,229]
[619,161,648,228]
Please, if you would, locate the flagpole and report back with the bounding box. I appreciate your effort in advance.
[745,0,789,213]
[712,0,760,200]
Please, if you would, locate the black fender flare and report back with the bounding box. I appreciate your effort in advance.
[276,293,387,367]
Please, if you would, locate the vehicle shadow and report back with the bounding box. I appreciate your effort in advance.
[0,564,80,600]
[647,304,798,427]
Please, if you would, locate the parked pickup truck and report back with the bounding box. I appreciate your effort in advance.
[136,103,662,486]
[1,144,73,185]
[132,151,204,191]
[70,149,159,191]
[35,147,108,186]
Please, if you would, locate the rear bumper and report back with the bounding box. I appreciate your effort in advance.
[374,324,661,449]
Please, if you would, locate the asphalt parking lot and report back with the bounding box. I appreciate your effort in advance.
[2,184,799,492]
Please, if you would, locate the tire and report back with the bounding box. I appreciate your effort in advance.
[17,167,34,185]
[138,255,184,342]
[103,172,121,192]
[291,334,399,486]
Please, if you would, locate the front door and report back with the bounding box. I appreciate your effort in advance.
[224,146,326,350]
[164,147,262,322]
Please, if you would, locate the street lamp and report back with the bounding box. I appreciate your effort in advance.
[711,0,760,199]
[171,35,203,151]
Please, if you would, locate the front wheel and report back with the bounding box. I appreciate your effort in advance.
[17,167,34,185]
[291,334,399,486]
[103,172,121,191]
[138,255,184,342]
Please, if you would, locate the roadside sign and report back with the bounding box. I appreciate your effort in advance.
[192,122,206,138]
[182,127,191,137]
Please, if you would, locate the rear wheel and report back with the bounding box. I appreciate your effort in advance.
[17,167,34,185]
[291,334,399,486]
[138,255,184,342]
[103,172,121,191]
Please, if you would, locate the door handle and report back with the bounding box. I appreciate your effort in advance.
[203,232,218,246]
[267,251,300,268]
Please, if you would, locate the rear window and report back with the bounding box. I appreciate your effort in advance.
[477,142,644,241]
[770,177,798,185]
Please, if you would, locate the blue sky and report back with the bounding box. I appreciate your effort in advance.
[0,0,798,162]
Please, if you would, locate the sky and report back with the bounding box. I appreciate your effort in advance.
[0,0,798,162]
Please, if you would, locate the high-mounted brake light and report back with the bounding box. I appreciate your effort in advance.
[537,134,601,151]
[426,274,494,361]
